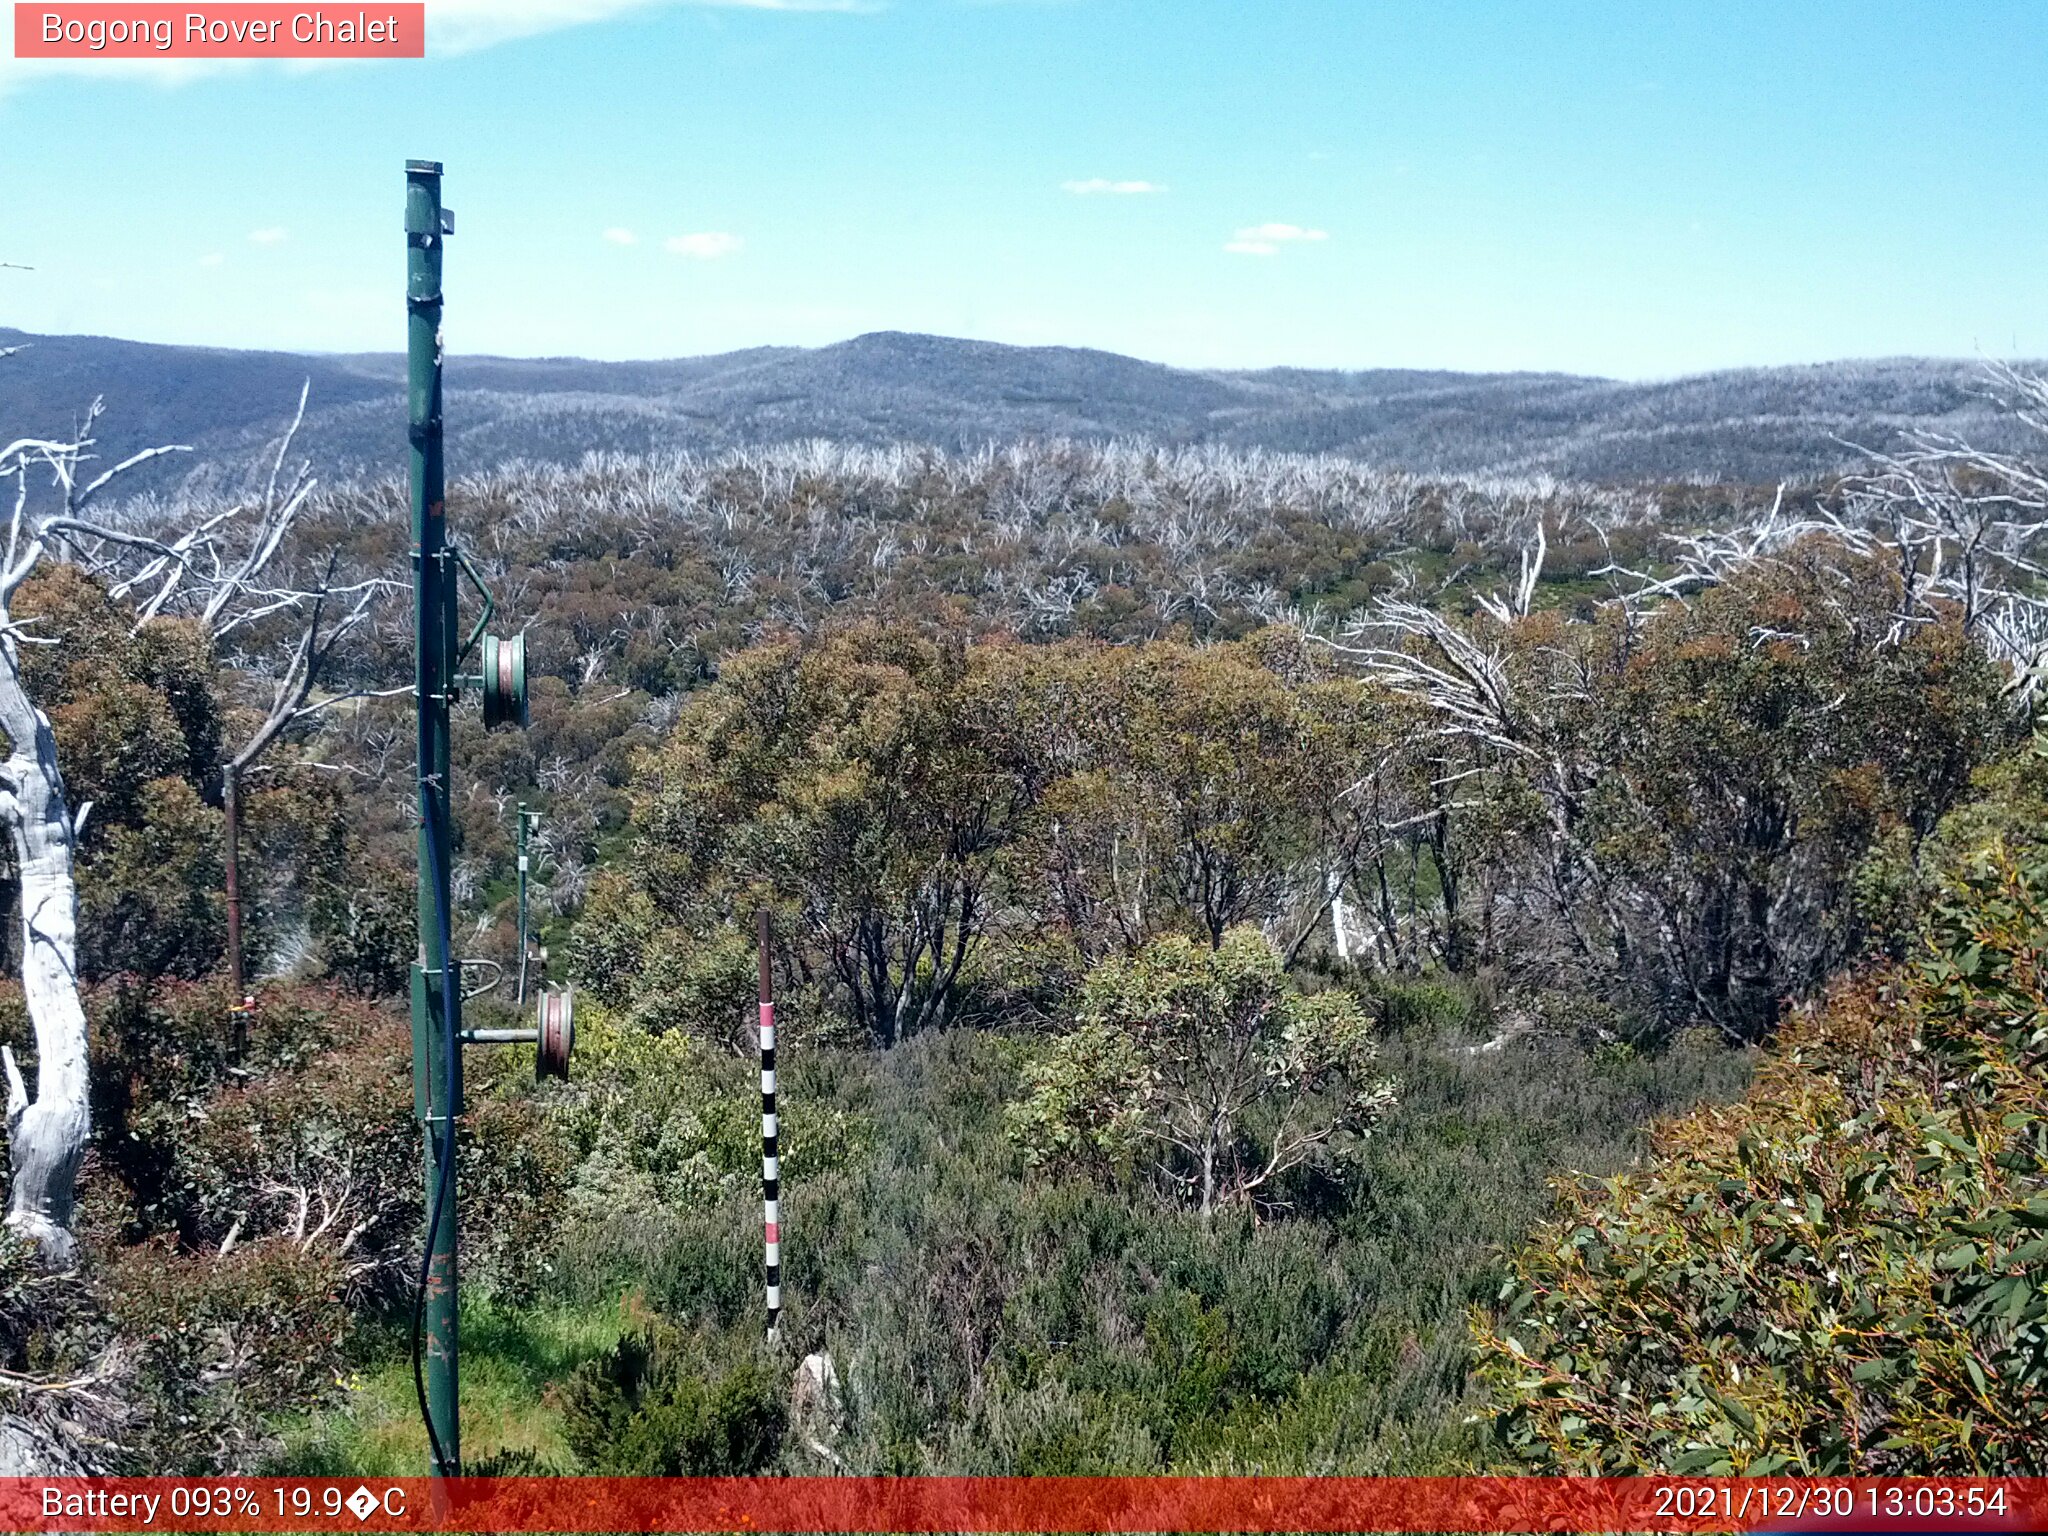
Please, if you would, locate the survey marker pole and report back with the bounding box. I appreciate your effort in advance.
[407,158,461,1478]
[759,909,781,1343]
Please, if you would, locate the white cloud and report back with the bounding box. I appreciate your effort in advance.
[199,252,226,268]
[0,55,251,97]
[665,231,743,259]
[1062,178,1165,196]
[248,227,289,246]
[603,227,639,246]
[1224,222,1329,256]
[1239,223,1329,243]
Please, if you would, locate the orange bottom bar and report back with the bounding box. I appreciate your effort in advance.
[0,1477,2042,1533]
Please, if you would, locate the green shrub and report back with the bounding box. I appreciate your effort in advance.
[460,1090,578,1299]
[559,1325,785,1474]
[67,979,411,1250]
[75,974,566,1302]
[1007,928,1396,1217]
[102,1238,356,1473]
[566,874,659,1011]
[1373,976,1476,1037]
[78,777,225,980]
[0,1230,104,1382]
[1474,842,2048,1474]
[1003,1022,1148,1179]
[632,923,760,1044]
[953,926,1088,1032]
[310,857,416,998]
[550,1005,868,1268]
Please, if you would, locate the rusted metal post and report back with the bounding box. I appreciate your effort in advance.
[224,765,247,1059]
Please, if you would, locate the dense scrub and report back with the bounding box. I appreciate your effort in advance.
[97,441,1689,1004]
[1475,743,2048,1473]
[497,1001,1748,1476]
[100,437,2000,1020]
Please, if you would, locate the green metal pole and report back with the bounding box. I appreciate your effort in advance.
[406,158,460,1477]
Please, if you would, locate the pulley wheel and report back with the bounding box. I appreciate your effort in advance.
[536,987,574,1081]
[481,631,529,730]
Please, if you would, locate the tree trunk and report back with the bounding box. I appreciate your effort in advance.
[1326,868,1352,966]
[0,658,88,1266]
[224,764,246,1059]
[1431,815,1469,972]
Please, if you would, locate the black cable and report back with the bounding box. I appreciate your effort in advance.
[411,781,460,1477]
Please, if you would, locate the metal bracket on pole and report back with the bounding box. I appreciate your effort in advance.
[450,545,496,668]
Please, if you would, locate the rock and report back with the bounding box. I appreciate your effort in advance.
[790,1350,844,1464]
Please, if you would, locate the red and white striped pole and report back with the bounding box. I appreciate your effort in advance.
[758,908,781,1342]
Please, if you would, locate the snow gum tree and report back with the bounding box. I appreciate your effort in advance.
[0,405,187,1261]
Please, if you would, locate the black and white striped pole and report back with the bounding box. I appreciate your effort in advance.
[759,908,781,1343]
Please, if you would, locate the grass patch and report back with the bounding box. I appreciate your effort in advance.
[273,1294,636,1475]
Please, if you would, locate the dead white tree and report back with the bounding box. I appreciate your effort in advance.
[1474,515,1547,624]
[1834,364,2048,695]
[82,387,400,1044]
[0,406,190,1263]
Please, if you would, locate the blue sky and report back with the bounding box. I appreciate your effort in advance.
[2,0,2044,376]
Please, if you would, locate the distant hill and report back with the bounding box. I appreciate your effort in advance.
[0,326,2036,490]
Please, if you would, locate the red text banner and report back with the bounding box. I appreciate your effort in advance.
[14,6,425,59]
[0,1477,2042,1533]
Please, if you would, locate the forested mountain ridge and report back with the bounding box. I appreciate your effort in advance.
[1,325,2037,486]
